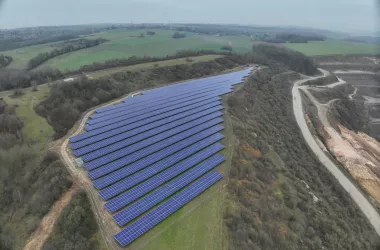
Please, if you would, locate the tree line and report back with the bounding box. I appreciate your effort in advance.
[264,33,325,43]
[0,50,226,91]
[27,38,108,70]
[0,55,12,69]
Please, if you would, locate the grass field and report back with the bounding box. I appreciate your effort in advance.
[3,29,378,71]
[36,30,251,71]
[3,29,252,71]
[87,54,223,78]
[284,40,379,56]
[3,43,56,69]
[0,85,53,142]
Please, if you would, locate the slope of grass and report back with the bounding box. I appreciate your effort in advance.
[0,85,53,142]
[2,44,55,69]
[285,40,378,56]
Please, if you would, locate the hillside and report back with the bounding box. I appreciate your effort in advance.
[224,68,380,250]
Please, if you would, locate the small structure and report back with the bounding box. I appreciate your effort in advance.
[75,158,84,168]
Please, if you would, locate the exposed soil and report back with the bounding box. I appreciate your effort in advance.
[23,186,77,250]
[301,65,380,208]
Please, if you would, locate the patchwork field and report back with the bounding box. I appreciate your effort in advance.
[3,29,378,73]
[34,30,252,71]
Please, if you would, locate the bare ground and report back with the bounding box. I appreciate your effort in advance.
[23,186,77,250]
[293,68,380,235]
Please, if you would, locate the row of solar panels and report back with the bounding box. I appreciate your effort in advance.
[69,67,253,247]
[95,68,251,114]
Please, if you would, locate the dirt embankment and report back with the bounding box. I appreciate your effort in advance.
[303,66,380,208]
[326,124,380,205]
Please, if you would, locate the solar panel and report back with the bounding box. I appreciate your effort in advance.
[105,153,224,212]
[114,170,223,247]
[113,157,225,226]
[81,116,223,162]
[84,120,223,170]
[93,135,224,190]
[88,87,231,123]
[72,109,223,156]
[70,99,221,143]
[96,71,244,113]
[100,144,224,201]
[65,67,254,248]
[85,94,225,131]
[87,127,224,179]
[71,104,223,150]
[76,111,223,158]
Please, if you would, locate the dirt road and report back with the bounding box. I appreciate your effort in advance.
[292,70,380,236]
[23,186,77,250]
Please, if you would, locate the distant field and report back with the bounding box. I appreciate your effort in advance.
[284,40,379,56]
[37,30,251,71]
[3,29,379,71]
[3,29,251,71]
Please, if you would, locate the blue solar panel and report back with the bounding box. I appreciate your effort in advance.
[87,126,224,179]
[71,104,223,150]
[65,67,254,248]
[88,88,231,123]
[96,73,241,113]
[85,94,225,131]
[90,86,229,120]
[84,120,223,170]
[72,109,223,156]
[105,152,224,212]
[81,116,223,162]
[113,158,225,226]
[114,170,223,247]
[100,143,224,201]
[70,99,221,143]
[77,112,222,158]
[93,134,224,190]
[94,68,251,115]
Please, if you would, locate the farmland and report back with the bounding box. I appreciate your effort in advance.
[29,29,252,71]
[3,28,377,72]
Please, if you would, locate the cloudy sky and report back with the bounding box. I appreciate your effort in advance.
[0,0,379,35]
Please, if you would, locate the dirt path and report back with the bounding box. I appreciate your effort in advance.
[292,70,380,236]
[23,186,77,250]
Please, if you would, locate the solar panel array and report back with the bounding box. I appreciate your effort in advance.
[69,67,253,247]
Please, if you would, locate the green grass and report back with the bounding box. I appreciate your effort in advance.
[284,40,379,56]
[2,43,56,69]
[87,54,223,78]
[24,29,252,71]
[3,30,379,71]
[0,85,53,142]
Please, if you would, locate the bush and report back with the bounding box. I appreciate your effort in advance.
[221,45,233,51]
[172,32,186,39]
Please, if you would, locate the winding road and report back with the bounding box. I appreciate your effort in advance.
[292,69,380,236]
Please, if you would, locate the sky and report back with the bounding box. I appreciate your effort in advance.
[0,0,379,35]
